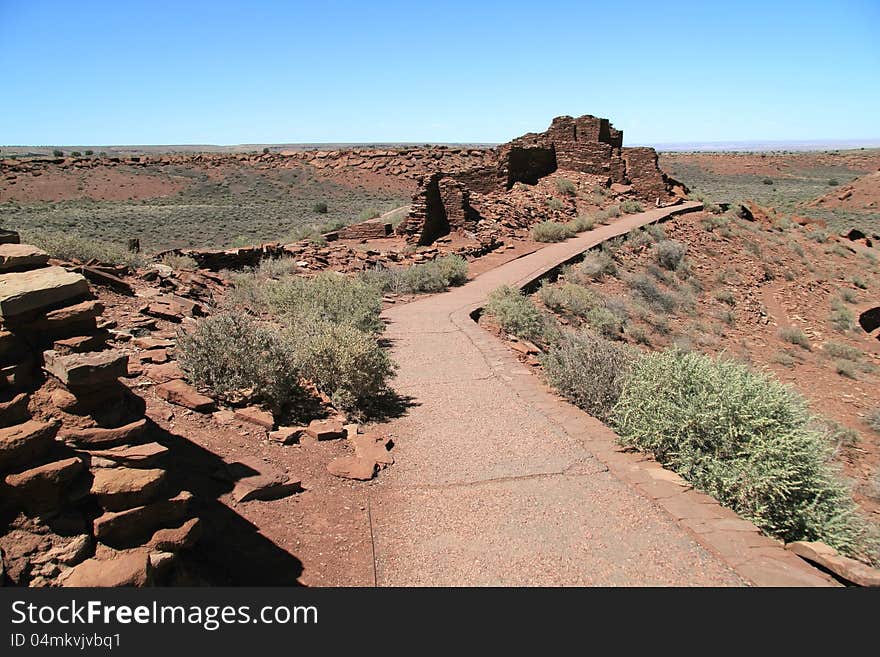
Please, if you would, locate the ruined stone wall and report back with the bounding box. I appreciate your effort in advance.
[336,220,392,241]
[622,147,671,203]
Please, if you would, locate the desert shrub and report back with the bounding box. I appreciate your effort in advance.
[838,288,858,304]
[485,286,547,342]
[288,320,395,414]
[654,240,687,271]
[808,230,829,243]
[866,409,880,432]
[646,263,673,284]
[70,151,82,157]
[313,201,328,214]
[828,179,840,186]
[177,313,303,415]
[624,323,651,345]
[626,228,654,249]
[263,272,383,334]
[262,147,270,154]
[531,221,574,243]
[358,208,381,221]
[828,243,851,258]
[596,205,621,223]
[772,351,798,368]
[24,229,144,268]
[620,199,644,214]
[541,330,635,420]
[644,223,666,242]
[585,306,624,339]
[830,302,856,332]
[555,178,577,196]
[537,282,598,318]
[567,215,595,232]
[52,149,63,157]
[629,275,677,313]
[714,288,736,305]
[762,178,774,185]
[360,255,468,294]
[824,342,861,361]
[576,251,617,280]
[84,150,93,156]
[835,360,857,379]
[546,198,565,211]
[159,253,199,271]
[852,275,868,289]
[779,326,811,350]
[611,349,870,556]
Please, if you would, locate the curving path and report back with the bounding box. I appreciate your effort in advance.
[368,202,835,586]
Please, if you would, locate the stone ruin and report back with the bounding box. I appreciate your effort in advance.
[0,230,201,586]
[395,114,686,245]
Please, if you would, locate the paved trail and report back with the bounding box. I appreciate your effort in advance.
[369,203,833,586]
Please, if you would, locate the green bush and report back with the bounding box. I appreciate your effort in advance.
[71,151,82,158]
[84,150,94,156]
[823,342,861,361]
[576,251,617,280]
[629,275,678,313]
[866,409,880,432]
[360,255,468,294]
[313,201,329,214]
[24,229,145,268]
[852,276,868,290]
[566,215,595,233]
[585,305,624,339]
[830,301,856,333]
[485,286,547,342]
[289,320,396,415]
[52,149,63,157]
[541,330,635,420]
[546,198,565,211]
[177,313,303,416]
[555,178,577,196]
[654,239,687,271]
[779,326,811,350]
[596,205,621,223]
[714,288,736,305]
[531,221,575,243]
[835,360,857,379]
[537,282,598,318]
[159,253,199,270]
[611,349,870,556]
[620,200,644,214]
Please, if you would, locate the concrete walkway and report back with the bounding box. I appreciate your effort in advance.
[369,202,835,586]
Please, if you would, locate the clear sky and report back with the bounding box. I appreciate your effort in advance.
[1,0,878,146]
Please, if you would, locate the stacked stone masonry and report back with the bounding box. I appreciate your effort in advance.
[0,232,200,587]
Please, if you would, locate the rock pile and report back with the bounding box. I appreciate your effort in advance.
[0,232,201,587]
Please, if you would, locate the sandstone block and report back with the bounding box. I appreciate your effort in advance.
[84,442,168,468]
[43,349,128,389]
[59,418,148,448]
[155,379,214,412]
[93,491,193,547]
[305,417,346,441]
[0,244,49,272]
[0,392,30,428]
[148,517,202,552]
[327,456,377,481]
[0,419,59,472]
[60,550,153,587]
[0,266,89,317]
[787,541,880,587]
[90,467,167,511]
[234,406,274,429]
[4,457,86,514]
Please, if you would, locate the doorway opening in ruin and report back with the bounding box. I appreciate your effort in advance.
[506,146,558,189]
[417,176,450,245]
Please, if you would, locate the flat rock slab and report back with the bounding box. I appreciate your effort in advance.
[34,299,103,332]
[351,433,394,468]
[327,456,377,481]
[0,419,59,471]
[148,517,202,552]
[60,550,153,587]
[91,467,167,511]
[84,442,168,467]
[4,456,86,514]
[0,392,30,428]
[0,244,49,272]
[43,349,128,388]
[787,541,880,587]
[52,331,108,355]
[268,426,307,445]
[226,457,301,502]
[93,491,193,548]
[0,266,89,317]
[155,379,214,412]
[234,406,274,429]
[59,418,148,448]
[144,362,185,383]
[305,417,346,441]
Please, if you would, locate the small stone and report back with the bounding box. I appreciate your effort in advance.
[351,433,394,468]
[90,467,167,511]
[305,417,346,441]
[268,426,306,445]
[327,456,377,481]
[234,406,274,429]
[228,457,301,502]
[148,518,202,552]
[155,379,214,412]
[93,491,193,547]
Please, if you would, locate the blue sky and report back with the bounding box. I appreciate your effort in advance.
[1,0,878,146]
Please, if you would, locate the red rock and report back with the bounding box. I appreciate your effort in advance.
[60,550,153,587]
[0,419,59,471]
[0,266,89,318]
[305,417,346,441]
[0,329,25,364]
[132,336,174,349]
[268,426,307,445]
[234,406,274,429]
[52,331,108,355]
[59,418,148,448]
[227,457,301,502]
[4,457,85,514]
[0,392,30,428]
[138,348,168,364]
[786,541,880,587]
[351,433,394,468]
[78,265,133,295]
[90,467,167,511]
[148,517,202,551]
[42,349,128,389]
[93,491,193,547]
[155,379,214,412]
[33,299,103,333]
[145,361,184,383]
[327,456,376,481]
[83,442,168,467]
[0,244,49,272]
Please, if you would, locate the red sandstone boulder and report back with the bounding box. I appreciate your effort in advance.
[59,418,148,448]
[787,541,880,587]
[305,417,346,441]
[327,456,377,481]
[4,457,86,514]
[0,266,88,318]
[155,379,214,412]
[0,393,30,428]
[0,419,59,472]
[60,550,153,587]
[234,406,274,429]
[351,433,394,469]
[90,467,167,511]
[144,362,185,383]
[93,491,193,547]
[42,349,128,389]
[0,244,49,272]
[148,517,202,552]
[84,442,168,468]
[268,426,307,445]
